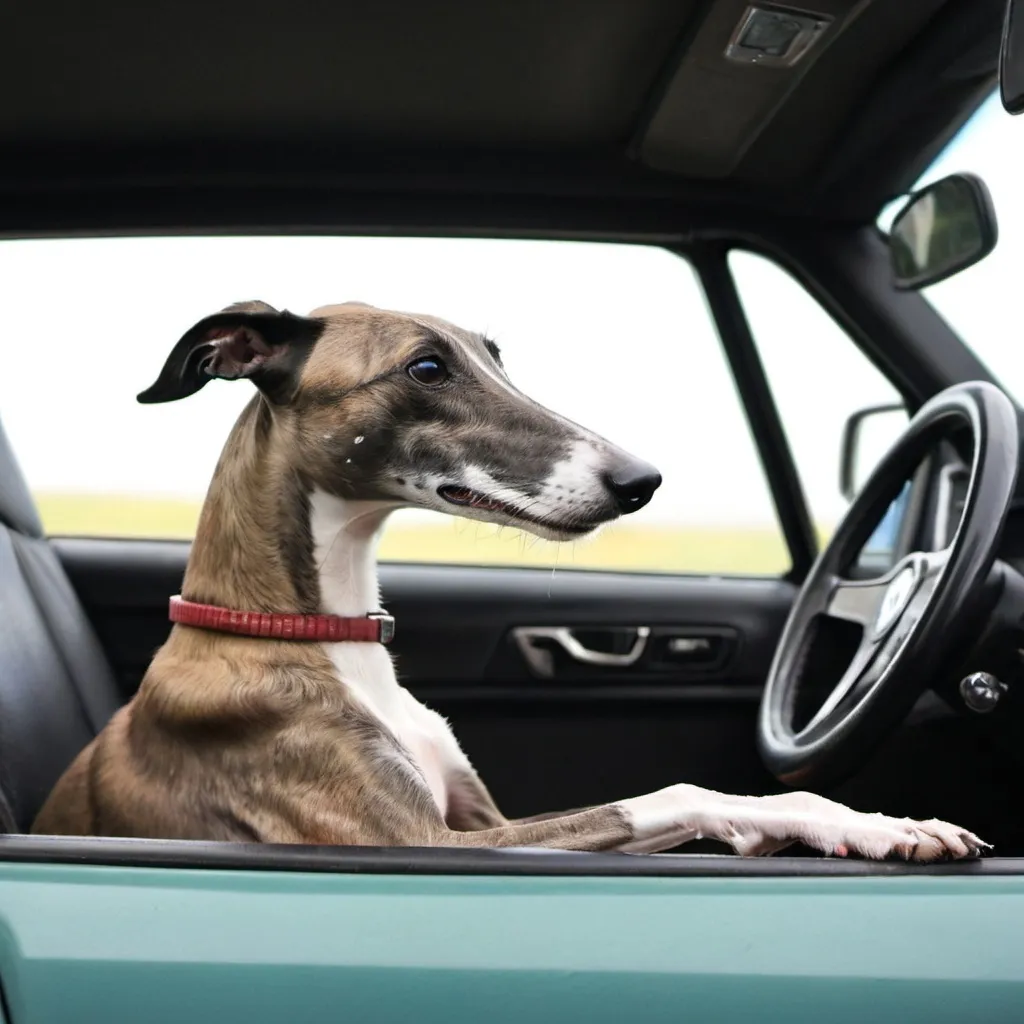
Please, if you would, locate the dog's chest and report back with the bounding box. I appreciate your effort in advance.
[323,644,453,817]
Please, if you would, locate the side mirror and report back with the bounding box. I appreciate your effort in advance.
[888,174,998,290]
[839,403,908,501]
[1001,0,1024,114]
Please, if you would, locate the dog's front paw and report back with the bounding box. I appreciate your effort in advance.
[812,813,990,862]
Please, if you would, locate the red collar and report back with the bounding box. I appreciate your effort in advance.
[168,595,395,644]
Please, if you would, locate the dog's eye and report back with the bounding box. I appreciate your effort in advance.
[407,357,449,387]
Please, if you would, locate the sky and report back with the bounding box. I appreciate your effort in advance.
[0,91,1020,532]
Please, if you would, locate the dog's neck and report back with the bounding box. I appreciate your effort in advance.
[307,490,391,617]
[182,399,393,616]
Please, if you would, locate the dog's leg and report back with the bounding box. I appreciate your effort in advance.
[414,696,984,859]
[443,768,508,830]
[440,784,987,860]
[443,766,595,830]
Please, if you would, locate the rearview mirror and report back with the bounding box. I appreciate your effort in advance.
[888,174,998,290]
[1001,0,1024,113]
[839,403,908,501]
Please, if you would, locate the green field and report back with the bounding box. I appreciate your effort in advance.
[33,493,804,575]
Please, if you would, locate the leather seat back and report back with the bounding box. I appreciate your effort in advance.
[0,418,120,830]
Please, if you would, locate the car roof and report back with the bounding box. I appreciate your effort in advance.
[0,0,1005,237]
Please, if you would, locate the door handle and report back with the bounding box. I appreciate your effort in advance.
[513,626,651,678]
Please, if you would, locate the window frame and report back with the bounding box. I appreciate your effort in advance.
[679,223,1004,585]
[690,243,817,581]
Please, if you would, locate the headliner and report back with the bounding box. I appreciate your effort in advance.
[0,0,1006,233]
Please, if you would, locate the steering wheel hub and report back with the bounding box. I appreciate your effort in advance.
[873,563,919,636]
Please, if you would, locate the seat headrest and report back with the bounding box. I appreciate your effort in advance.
[0,418,43,538]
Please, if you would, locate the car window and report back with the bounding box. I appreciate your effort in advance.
[882,92,1022,400]
[0,236,788,575]
[730,250,903,550]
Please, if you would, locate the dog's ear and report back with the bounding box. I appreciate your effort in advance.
[137,301,325,405]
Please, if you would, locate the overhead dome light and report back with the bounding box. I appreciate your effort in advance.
[725,4,832,67]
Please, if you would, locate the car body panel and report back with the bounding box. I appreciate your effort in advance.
[0,862,1022,1023]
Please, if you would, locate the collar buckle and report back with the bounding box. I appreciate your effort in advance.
[368,611,396,644]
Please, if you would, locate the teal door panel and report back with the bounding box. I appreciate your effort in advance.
[0,864,1021,1023]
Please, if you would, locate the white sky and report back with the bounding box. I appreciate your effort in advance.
[0,91,1019,531]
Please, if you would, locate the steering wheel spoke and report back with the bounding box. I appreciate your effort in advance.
[825,575,890,626]
[815,547,954,732]
[917,545,952,594]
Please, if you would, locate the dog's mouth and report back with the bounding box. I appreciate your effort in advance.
[438,485,519,516]
[437,484,596,536]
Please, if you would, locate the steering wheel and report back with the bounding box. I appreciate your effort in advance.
[758,381,1020,788]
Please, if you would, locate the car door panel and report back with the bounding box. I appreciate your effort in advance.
[0,851,1021,1024]
[53,537,796,815]
[53,538,796,694]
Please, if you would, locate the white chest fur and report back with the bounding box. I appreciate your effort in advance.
[322,642,452,816]
[309,489,466,820]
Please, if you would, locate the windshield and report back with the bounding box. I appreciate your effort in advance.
[891,92,1024,397]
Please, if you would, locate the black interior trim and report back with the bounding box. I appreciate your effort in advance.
[722,227,1005,411]
[413,686,763,704]
[4,835,1019,877]
[0,189,849,243]
[781,227,1016,412]
[694,244,816,579]
[813,0,1002,208]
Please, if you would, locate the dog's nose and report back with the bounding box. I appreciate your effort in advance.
[604,459,662,515]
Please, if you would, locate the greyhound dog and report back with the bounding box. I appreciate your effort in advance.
[33,300,986,860]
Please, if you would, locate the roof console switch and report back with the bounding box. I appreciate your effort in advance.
[725,5,832,68]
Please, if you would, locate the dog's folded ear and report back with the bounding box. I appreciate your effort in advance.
[137,301,325,405]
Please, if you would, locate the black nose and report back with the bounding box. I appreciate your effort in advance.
[604,460,662,515]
